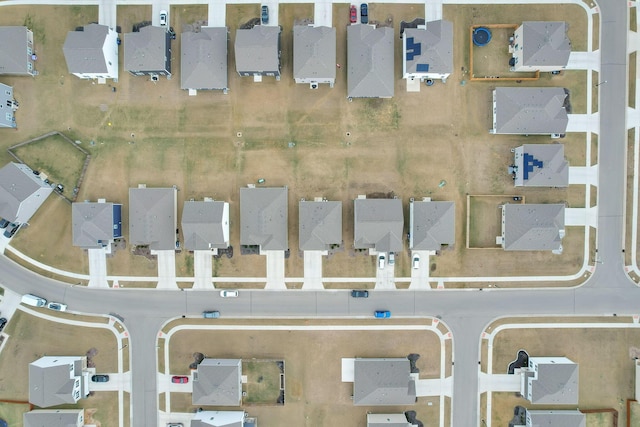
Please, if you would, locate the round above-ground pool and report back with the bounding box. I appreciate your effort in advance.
[473,27,492,46]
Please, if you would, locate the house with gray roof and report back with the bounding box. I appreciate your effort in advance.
[513,144,569,187]
[235,25,281,80]
[124,25,171,77]
[72,199,123,249]
[347,25,394,98]
[299,199,342,251]
[512,409,585,427]
[191,411,252,427]
[240,187,288,251]
[512,21,571,73]
[181,27,228,92]
[293,25,336,88]
[500,204,565,251]
[353,358,416,406]
[520,357,579,405]
[29,356,89,408]
[0,162,53,224]
[129,186,177,251]
[0,26,36,76]
[192,359,242,406]
[182,199,229,251]
[409,198,455,251]
[367,413,414,427]
[63,23,118,80]
[24,409,84,427]
[402,20,453,84]
[0,83,19,128]
[354,197,403,253]
[491,87,569,135]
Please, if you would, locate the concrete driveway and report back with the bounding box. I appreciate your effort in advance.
[314,1,332,27]
[265,250,285,289]
[88,371,131,392]
[193,250,213,289]
[87,248,109,288]
[153,250,178,289]
[303,251,324,289]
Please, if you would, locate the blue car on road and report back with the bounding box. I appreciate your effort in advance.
[374,310,391,318]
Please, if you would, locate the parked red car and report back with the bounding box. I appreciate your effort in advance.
[172,376,189,384]
[350,5,357,23]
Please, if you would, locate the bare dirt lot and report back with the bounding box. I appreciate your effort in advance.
[0,3,593,287]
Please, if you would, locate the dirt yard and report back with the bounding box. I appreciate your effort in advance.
[0,3,594,287]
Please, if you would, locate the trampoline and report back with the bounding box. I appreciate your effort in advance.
[473,27,492,46]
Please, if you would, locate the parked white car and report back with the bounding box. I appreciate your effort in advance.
[220,290,239,298]
[47,301,67,312]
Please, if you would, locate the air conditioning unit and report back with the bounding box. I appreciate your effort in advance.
[310,83,318,90]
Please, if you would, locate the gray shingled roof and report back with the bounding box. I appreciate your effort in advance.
[404,20,453,76]
[410,200,455,250]
[526,410,585,427]
[353,358,416,406]
[72,201,121,248]
[527,359,579,404]
[124,26,168,72]
[181,27,228,90]
[240,187,288,250]
[354,198,403,252]
[503,204,565,251]
[298,200,342,251]
[24,409,84,427]
[493,87,569,135]
[63,23,111,74]
[235,26,281,74]
[29,357,85,408]
[367,413,411,427]
[0,83,16,128]
[293,25,336,81]
[192,359,242,406]
[191,411,246,427]
[181,200,229,250]
[129,187,176,250]
[514,144,569,187]
[348,25,394,98]
[520,21,571,68]
[0,26,34,75]
[0,162,53,224]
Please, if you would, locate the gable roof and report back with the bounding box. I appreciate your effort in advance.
[298,200,342,250]
[124,25,168,72]
[347,25,394,98]
[527,357,579,404]
[128,187,177,250]
[0,83,17,128]
[192,359,242,406]
[181,27,228,90]
[191,411,246,427]
[72,201,122,248]
[354,198,404,252]
[0,26,34,75]
[526,410,585,427]
[514,144,569,187]
[404,20,453,75]
[493,87,569,134]
[24,409,84,427]
[520,21,571,68]
[0,162,53,223]
[181,200,229,250]
[410,200,455,250]
[29,357,85,408]
[293,25,336,81]
[63,23,111,74]
[234,26,281,73]
[502,204,565,251]
[367,413,411,427]
[240,187,288,250]
[353,358,416,406]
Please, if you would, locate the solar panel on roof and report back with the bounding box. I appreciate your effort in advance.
[416,64,429,72]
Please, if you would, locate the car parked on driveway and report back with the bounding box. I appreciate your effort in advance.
[412,254,420,269]
[3,223,19,239]
[360,3,368,23]
[47,302,67,312]
[220,290,238,298]
[160,10,167,26]
[91,374,109,382]
[0,219,8,229]
[0,318,7,333]
[261,5,269,24]
[351,290,369,298]
[374,310,391,318]
[172,375,189,384]
[350,5,357,23]
[378,254,385,269]
[167,424,183,427]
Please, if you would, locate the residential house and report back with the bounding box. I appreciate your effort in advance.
[293,25,336,88]
[24,409,84,427]
[0,26,36,76]
[402,20,453,84]
[181,27,228,92]
[240,187,288,251]
[235,25,282,81]
[409,198,455,251]
[298,199,342,252]
[353,358,416,405]
[354,197,403,253]
[191,411,254,427]
[367,413,414,427]
[181,199,230,252]
[513,144,569,187]
[72,199,123,249]
[0,162,53,224]
[491,87,569,135]
[347,24,394,98]
[29,356,89,408]
[124,25,171,77]
[0,82,19,128]
[63,23,118,81]
[512,409,585,427]
[512,21,571,73]
[192,359,242,406]
[128,185,177,250]
[520,357,579,404]
[500,204,565,251]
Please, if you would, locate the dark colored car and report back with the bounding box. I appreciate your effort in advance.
[172,375,189,384]
[0,219,9,229]
[91,374,109,382]
[351,290,369,298]
[0,418,7,427]
[261,5,269,24]
[350,5,357,23]
[0,318,7,332]
[360,3,368,24]
[374,310,391,318]
[3,223,19,239]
